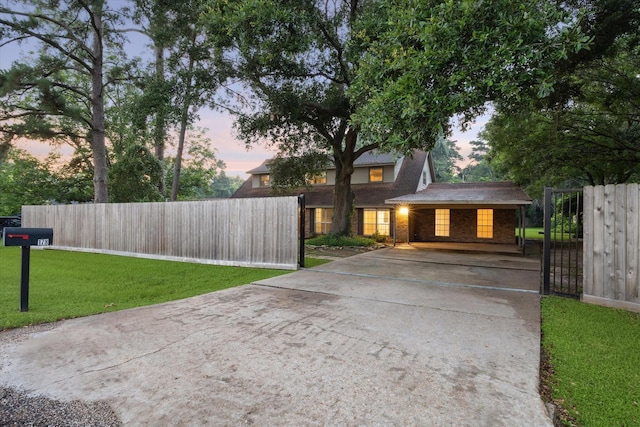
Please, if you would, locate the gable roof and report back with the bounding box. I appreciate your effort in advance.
[232,150,431,208]
[385,181,531,206]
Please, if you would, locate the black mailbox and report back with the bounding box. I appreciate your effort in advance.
[3,227,54,312]
[3,227,53,247]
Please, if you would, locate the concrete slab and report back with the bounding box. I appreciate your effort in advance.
[0,247,551,426]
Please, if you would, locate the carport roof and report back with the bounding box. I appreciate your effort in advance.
[385,181,532,206]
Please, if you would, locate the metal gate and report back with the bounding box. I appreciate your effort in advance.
[542,187,584,297]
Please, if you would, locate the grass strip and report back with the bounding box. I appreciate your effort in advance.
[0,246,306,330]
[541,296,640,426]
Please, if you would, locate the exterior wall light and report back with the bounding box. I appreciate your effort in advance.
[399,206,409,216]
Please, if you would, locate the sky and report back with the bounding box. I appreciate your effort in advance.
[0,5,489,179]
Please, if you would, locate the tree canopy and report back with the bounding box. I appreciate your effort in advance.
[202,0,587,235]
[483,1,640,193]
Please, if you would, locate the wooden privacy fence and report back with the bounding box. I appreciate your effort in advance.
[583,184,640,312]
[22,197,299,270]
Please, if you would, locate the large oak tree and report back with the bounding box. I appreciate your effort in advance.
[203,0,587,236]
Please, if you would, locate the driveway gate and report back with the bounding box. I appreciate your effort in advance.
[542,187,584,297]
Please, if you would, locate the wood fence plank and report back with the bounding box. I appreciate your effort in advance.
[592,186,606,298]
[627,184,640,303]
[583,186,594,295]
[615,184,627,301]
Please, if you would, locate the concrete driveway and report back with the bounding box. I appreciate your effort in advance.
[0,246,550,426]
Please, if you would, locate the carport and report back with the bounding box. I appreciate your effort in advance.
[386,181,531,253]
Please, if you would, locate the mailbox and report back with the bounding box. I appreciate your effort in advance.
[3,227,53,247]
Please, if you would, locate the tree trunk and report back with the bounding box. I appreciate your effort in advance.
[91,1,108,203]
[329,129,357,236]
[153,44,167,197]
[170,30,196,202]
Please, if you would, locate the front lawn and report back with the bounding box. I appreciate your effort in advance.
[0,246,299,330]
[541,296,640,426]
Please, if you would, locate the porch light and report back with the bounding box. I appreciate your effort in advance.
[398,206,409,216]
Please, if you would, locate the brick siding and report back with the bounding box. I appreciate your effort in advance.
[411,208,516,244]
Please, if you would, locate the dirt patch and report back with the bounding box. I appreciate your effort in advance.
[540,340,578,426]
[304,244,387,259]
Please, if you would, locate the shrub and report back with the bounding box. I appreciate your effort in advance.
[306,235,375,247]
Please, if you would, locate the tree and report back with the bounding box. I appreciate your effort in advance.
[0,0,130,203]
[350,0,590,152]
[458,140,500,183]
[484,34,640,192]
[163,127,225,200]
[203,0,380,236]
[210,171,244,198]
[129,0,223,201]
[431,135,462,182]
[203,0,587,236]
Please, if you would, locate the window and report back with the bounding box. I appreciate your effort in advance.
[363,209,390,236]
[315,208,333,234]
[310,172,326,184]
[369,167,383,182]
[259,174,270,187]
[435,209,450,237]
[477,209,493,239]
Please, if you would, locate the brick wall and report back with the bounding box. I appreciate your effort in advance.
[411,208,516,244]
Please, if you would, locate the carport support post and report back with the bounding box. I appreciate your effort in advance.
[20,246,31,312]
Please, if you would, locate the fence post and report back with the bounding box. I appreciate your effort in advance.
[543,187,552,295]
[298,194,305,268]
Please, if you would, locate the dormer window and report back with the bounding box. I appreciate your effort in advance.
[369,167,383,182]
[259,174,270,187]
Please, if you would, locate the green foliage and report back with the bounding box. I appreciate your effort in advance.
[0,148,95,214]
[541,297,640,426]
[458,140,502,182]
[0,247,289,330]
[202,0,376,235]
[109,144,164,203]
[306,235,375,247]
[431,134,462,183]
[484,12,640,190]
[370,231,388,243]
[268,151,330,195]
[210,171,245,198]
[350,0,589,152]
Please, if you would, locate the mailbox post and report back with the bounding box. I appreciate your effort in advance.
[3,227,53,312]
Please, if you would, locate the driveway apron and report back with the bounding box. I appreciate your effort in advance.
[0,246,550,426]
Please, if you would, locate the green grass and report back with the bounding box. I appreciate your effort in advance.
[518,227,576,241]
[303,257,332,268]
[541,296,640,426]
[0,246,297,330]
[306,235,375,247]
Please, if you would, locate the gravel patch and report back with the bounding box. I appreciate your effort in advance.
[0,386,121,426]
[1,324,121,426]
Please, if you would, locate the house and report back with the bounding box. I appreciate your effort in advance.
[232,152,531,250]
[231,150,434,239]
[386,181,531,250]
